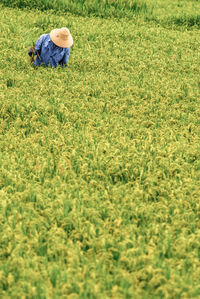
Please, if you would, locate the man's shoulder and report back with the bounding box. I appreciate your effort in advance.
[38,34,50,43]
[40,33,50,40]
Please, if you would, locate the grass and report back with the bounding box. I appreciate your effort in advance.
[152,0,200,28]
[0,0,200,298]
[1,0,200,27]
[0,0,150,18]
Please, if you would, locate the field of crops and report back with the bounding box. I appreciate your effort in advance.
[0,0,200,298]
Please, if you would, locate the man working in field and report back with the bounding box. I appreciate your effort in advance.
[28,27,73,68]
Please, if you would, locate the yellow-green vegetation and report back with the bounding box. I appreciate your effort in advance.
[0,0,150,18]
[0,0,200,298]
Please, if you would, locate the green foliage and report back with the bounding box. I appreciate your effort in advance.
[0,0,149,18]
[0,1,200,298]
[1,0,200,27]
[170,15,200,28]
[152,0,200,28]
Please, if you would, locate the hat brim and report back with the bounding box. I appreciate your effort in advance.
[50,29,73,48]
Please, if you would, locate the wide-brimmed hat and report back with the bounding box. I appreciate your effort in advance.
[50,27,73,48]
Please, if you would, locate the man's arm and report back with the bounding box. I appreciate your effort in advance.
[28,34,45,61]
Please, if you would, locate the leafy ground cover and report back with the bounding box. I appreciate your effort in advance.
[0,1,200,298]
[0,0,150,18]
[1,0,200,27]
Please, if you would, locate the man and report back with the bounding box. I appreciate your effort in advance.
[28,27,73,68]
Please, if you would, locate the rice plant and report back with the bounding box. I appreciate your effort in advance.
[0,0,200,298]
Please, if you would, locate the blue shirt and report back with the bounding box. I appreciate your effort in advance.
[28,34,70,68]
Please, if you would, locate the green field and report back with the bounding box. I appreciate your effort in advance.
[0,0,200,298]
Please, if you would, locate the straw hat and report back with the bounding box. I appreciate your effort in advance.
[50,27,73,48]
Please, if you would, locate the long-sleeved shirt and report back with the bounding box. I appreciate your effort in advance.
[28,34,70,68]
